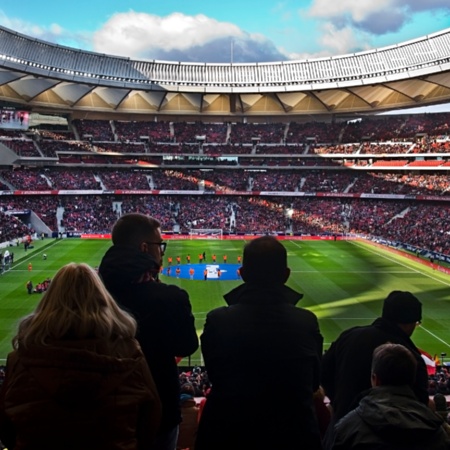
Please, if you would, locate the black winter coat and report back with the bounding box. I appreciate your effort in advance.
[99,245,199,434]
[195,282,324,450]
[321,317,429,422]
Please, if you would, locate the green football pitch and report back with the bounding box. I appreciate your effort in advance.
[1,237,450,365]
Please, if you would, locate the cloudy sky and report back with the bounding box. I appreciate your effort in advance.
[1,0,450,64]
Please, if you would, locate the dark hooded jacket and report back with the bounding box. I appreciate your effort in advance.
[98,245,199,434]
[321,317,429,423]
[0,338,161,450]
[332,385,450,450]
[195,282,324,450]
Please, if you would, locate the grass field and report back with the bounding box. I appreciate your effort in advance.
[1,237,450,365]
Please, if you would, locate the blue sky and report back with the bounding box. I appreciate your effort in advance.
[1,1,450,63]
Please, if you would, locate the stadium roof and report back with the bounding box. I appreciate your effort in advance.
[1,25,450,118]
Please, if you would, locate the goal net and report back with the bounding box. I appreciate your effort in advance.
[189,229,223,239]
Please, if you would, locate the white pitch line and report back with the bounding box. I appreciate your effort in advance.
[3,240,63,274]
[349,240,450,288]
[289,239,450,349]
[320,317,375,320]
[195,242,450,350]
[349,241,450,349]
[288,240,302,249]
[290,270,414,274]
[418,327,450,349]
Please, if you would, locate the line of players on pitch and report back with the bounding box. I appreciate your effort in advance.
[163,253,242,280]
[166,253,241,265]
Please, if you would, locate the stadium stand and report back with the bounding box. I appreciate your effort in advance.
[3,23,450,450]
[1,25,450,266]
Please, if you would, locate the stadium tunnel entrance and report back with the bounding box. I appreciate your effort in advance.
[161,263,241,281]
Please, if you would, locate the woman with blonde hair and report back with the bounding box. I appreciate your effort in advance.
[0,262,161,450]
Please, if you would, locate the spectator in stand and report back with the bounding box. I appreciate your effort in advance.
[176,383,200,450]
[114,120,172,143]
[0,197,58,231]
[61,195,119,234]
[314,386,332,441]
[433,393,450,424]
[331,343,450,450]
[72,119,114,141]
[99,213,198,450]
[0,211,35,244]
[99,169,151,190]
[173,121,227,144]
[45,168,100,190]
[0,262,161,449]
[195,236,323,450]
[321,291,429,448]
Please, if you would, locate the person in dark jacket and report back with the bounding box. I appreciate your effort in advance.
[321,290,429,448]
[0,262,161,450]
[331,343,450,450]
[99,213,199,450]
[195,236,324,450]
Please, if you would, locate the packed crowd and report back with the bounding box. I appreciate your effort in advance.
[38,140,91,157]
[95,142,148,154]
[149,144,200,154]
[114,120,172,143]
[3,192,450,256]
[173,121,228,144]
[100,170,152,190]
[0,113,450,172]
[0,196,59,229]
[59,196,120,234]
[5,137,450,165]
[0,210,35,243]
[3,167,450,197]
[72,118,115,141]
[1,214,450,450]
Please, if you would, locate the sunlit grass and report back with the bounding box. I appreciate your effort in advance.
[1,237,449,364]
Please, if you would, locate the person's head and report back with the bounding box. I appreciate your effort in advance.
[381,290,422,336]
[433,393,448,412]
[371,343,417,388]
[111,213,165,266]
[14,263,137,349]
[240,236,290,284]
[180,383,195,397]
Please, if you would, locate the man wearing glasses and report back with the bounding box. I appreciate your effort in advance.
[99,213,199,450]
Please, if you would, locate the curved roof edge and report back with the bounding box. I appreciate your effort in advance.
[1,25,450,91]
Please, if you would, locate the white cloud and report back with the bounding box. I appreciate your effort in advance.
[308,0,394,22]
[402,0,450,12]
[0,11,47,38]
[318,23,371,55]
[92,11,244,58]
[0,9,286,63]
[307,0,450,35]
[49,23,63,36]
[309,0,395,22]
[0,11,92,50]
[89,11,288,63]
[285,24,372,60]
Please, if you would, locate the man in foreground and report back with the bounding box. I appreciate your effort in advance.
[331,343,450,449]
[195,236,324,450]
[321,290,429,447]
[99,213,199,450]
